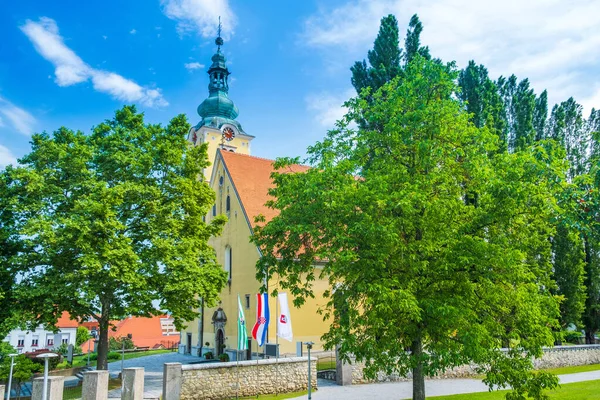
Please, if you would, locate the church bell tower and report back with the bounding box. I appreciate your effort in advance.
[188,20,254,181]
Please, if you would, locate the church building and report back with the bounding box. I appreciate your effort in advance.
[180,31,331,358]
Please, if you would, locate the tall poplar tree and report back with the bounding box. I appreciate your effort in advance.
[5,106,228,369]
[254,56,560,400]
[458,61,506,149]
[351,14,401,95]
[350,14,430,96]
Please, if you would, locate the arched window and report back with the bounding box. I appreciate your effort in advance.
[224,246,232,285]
[226,195,231,213]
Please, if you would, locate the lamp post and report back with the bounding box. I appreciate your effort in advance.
[36,353,58,400]
[6,353,17,400]
[87,330,97,367]
[303,342,314,400]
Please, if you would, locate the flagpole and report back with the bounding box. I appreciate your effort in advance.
[275,293,279,397]
[236,294,240,400]
[256,294,260,400]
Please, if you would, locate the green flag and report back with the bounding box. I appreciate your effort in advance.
[237,294,248,351]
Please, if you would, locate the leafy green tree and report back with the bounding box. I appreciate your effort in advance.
[108,336,134,351]
[0,171,28,340]
[76,326,91,347]
[253,56,561,400]
[0,342,16,364]
[5,106,228,370]
[0,355,42,397]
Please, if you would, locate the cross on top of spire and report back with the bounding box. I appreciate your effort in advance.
[215,16,224,49]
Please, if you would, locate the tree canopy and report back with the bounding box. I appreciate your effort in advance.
[253,56,562,400]
[2,106,227,369]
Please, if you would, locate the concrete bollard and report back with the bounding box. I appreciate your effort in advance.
[82,370,109,400]
[1,384,5,400]
[162,363,182,400]
[32,376,65,400]
[122,368,144,400]
[335,346,353,386]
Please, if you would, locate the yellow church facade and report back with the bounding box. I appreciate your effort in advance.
[179,33,331,358]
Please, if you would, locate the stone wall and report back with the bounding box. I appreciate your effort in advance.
[342,345,600,385]
[181,357,317,400]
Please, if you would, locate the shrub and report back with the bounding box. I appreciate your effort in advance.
[109,337,134,351]
[107,352,120,360]
[25,351,62,370]
[564,330,583,344]
[219,353,230,362]
[204,352,213,360]
[89,353,98,361]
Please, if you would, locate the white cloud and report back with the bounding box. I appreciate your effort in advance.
[160,0,237,39]
[184,62,205,71]
[0,96,37,136]
[301,0,600,111]
[0,145,17,168]
[21,18,168,108]
[130,29,137,34]
[305,89,354,128]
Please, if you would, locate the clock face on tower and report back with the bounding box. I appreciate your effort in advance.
[222,127,235,141]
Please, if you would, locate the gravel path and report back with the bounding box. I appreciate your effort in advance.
[290,370,600,399]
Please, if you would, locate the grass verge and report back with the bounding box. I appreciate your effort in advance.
[427,379,600,399]
[542,363,600,375]
[239,390,309,399]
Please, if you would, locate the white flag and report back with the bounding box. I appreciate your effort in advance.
[277,292,294,342]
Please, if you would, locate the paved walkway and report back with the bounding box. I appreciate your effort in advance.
[290,370,600,399]
[103,352,201,399]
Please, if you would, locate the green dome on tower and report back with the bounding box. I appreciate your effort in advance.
[195,30,245,134]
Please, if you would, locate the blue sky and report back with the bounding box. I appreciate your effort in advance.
[2,0,600,167]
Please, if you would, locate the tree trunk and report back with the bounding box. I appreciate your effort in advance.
[411,337,425,400]
[96,300,111,370]
[585,329,595,345]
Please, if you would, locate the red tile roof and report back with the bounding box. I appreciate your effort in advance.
[107,315,179,349]
[219,150,309,228]
[56,311,79,328]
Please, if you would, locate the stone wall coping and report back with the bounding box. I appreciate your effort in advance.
[344,344,600,360]
[181,356,317,371]
[542,345,600,352]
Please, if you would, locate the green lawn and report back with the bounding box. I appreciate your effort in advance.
[317,360,336,371]
[427,380,600,400]
[542,363,600,375]
[55,349,173,369]
[62,379,122,400]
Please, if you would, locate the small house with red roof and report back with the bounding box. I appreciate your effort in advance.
[2,311,78,353]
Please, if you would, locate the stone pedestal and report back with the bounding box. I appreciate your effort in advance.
[122,368,144,400]
[336,347,353,386]
[163,363,182,400]
[82,370,109,400]
[1,384,5,400]
[32,376,65,400]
